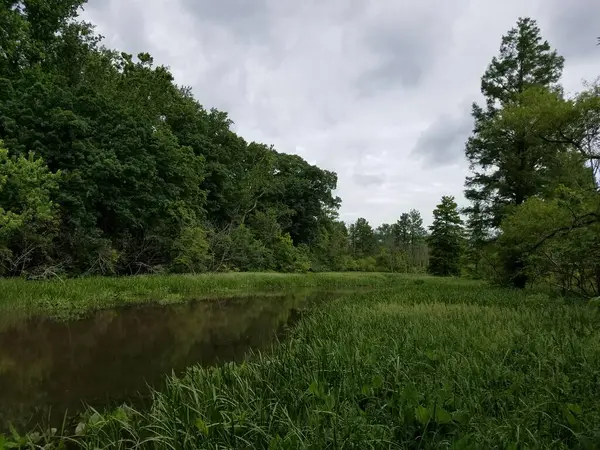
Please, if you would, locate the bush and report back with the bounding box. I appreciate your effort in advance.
[0,142,61,276]
[171,226,211,273]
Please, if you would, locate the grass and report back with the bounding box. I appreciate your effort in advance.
[10,277,600,449]
[0,272,413,325]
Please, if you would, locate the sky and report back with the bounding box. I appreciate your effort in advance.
[81,0,600,227]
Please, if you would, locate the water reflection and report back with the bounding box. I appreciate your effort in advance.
[0,290,337,432]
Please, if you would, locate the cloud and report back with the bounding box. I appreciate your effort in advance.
[355,0,469,94]
[81,0,599,227]
[352,173,387,188]
[179,0,270,35]
[545,0,600,61]
[411,105,473,168]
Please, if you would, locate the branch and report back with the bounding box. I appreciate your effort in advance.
[526,212,600,255]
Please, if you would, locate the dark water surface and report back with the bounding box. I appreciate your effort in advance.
[0,291,339,432]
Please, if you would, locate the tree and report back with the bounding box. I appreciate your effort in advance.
[311,219,350,271]
[499,186,600,296]
[428,196,463,276]
[463,201,489,277]
[407,209,427,271]
[489,80,600,293]
[0,141,60,275]
[375,223,403,272]
[0,0,348,277]
[348,218,376,259]
[266,153,341,245]
[464,17,565,287]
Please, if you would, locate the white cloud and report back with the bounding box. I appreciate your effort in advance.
[82,0,600,226]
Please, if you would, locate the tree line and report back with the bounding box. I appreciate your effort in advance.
[0,0,340,276]
[0,0,437,277]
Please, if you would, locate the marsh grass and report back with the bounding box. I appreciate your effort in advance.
[20,279,600,449]
[0,272,422,326]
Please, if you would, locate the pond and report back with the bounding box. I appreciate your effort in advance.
[0,290,340,432]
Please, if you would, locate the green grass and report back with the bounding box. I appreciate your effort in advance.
[12,277,600,449]
[0,272,414,325]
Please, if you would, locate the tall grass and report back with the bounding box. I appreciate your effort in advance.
[0,272,420,325]
[21,279,600,449]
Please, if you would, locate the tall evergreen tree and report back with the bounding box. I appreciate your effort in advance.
[464,17,565,287]
[428,196,463,277]
[463,201,488,277]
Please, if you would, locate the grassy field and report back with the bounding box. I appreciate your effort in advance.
[0,272,408,325]
[8,276,599,449]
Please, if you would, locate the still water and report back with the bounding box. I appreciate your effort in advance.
[0,291,337,432]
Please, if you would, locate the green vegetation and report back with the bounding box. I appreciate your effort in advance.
[8,278,599,449]
[427,196,463,276]
[0,272,406,325]
[462,18,600,294]
[0,0,430,278]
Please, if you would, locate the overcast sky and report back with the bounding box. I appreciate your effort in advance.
[82,0,599,227]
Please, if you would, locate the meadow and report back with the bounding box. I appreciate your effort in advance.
[4,275,599,449]
[0,272,404,326]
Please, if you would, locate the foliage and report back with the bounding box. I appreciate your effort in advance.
[462,17,600,293]
[500,185,600,296]
[462,201,489,278]
[348,217,376,259]
[0,141,60,275]
[171,226,211,274]
[18,278,600,449]
[428,196,463,276]
[273,233,311,273]
[464,17,565,287]
[0,0,347,276]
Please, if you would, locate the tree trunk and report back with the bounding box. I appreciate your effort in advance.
[504,252,528,289]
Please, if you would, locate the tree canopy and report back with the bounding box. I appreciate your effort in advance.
[0,0,432,277]
[463,17,600,295]
[0,0,347,276]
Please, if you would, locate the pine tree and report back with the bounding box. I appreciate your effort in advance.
[464,17,565,287]
[465,17,564,226]
[428,196,463,276]
[463,201,488,277]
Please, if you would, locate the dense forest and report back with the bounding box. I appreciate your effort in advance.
[0,0,434,277]
[1,2,600,297]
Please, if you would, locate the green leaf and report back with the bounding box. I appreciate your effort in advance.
[309,380,320,397]
[451,410,469,424]
[415,405,432,425]
[434,406,452,424]
[325,393,335,410]
[269,434,282,450]
[88,412,103,427]
[75,422,86,436]
[371,375,383,389]
[195,417,209,436]
[562,408,577,427]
